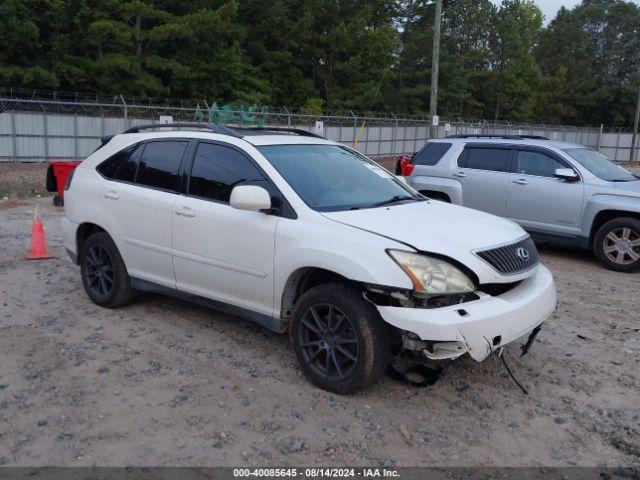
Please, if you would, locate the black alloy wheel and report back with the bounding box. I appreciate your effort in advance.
[80,231,136,308]
[84,244,115,298]
[290,283,391,394]
[298,303,360,382]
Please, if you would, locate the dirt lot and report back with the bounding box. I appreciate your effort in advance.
[1,202,639,468]
[0,163,49,199]
[0,170,639,468]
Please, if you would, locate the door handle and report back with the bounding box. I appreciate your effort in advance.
[453,171,466,178]
[512,179,529,185]
[174,207,195,218]
[104,191,119,200]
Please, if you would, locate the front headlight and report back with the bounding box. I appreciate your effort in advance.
[387,250,475,296]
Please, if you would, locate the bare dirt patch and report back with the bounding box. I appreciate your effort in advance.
[373,156,397,172]
[0,199,638,468]
[0,199,31,209]
[0,163,49,199]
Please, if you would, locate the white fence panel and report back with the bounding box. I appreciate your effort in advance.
[1,95,635,162]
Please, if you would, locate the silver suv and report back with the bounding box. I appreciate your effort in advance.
[401,135,640,272]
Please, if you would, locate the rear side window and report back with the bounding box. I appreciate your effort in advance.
[188,142,266,203]
[515,150,566,177]
[96,144,143,182]
[458,147,511,172]
[413,142,452,166]
[135,141,188,191]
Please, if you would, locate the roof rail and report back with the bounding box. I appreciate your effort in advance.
[445,134,549,140]
[123,123,243,138]
[100,134,114,146]
[518,135,550,140]
[234,127,325,139]
[121,123,325,139]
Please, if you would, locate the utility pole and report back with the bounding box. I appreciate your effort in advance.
[630,87,640,165]
[429,0,442,139]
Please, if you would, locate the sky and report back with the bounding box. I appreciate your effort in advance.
[533,0,582,23]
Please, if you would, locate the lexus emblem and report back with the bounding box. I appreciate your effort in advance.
[516,247,530,261]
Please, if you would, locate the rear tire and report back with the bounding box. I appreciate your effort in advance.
[53,195,63,207]
[290,283,391,394]
[593,217,640,272]
[80,232,136,307]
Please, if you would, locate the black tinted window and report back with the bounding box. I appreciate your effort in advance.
[189,143,265,202]
[135,141,187,191]
[516,150,566,177]
[413,142,452,166]
[459,148,511,172]
[97,144,142,182]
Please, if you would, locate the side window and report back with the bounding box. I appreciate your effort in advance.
[189,143,266,203]
[96,144,143,182]
[515,150,566,177]
[135,141,187,191]
[459,148,511,172]
[413,142,452,166]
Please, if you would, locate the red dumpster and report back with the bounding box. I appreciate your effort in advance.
[46,161,81,206]
[395,155,414,176]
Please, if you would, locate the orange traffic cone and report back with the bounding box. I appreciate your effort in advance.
[26,203,54,260]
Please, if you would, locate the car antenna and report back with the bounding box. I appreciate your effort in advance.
[499,348,528,395]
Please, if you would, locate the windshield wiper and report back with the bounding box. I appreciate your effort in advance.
[371,195,416,207]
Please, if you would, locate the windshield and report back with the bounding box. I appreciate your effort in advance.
[258,144,421,211]
[564,148,636,182]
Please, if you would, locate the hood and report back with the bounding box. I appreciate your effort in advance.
[602,180,640,197]
[322,200,532,284]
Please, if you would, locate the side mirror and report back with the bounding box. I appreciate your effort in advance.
[230,185,271,212]
[396,175,409,185]
[554,168,579,182]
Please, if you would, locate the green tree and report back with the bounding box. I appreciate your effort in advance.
[3,0,640,129]
[537,0,640,126]
[484,0,542,121]
[237,0,316,106]
[297,0,399,110]
[440,0,497,118]
[0,0,58,88]
[146,1,268,102]
[383,0,499,118]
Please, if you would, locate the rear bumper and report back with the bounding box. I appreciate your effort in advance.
[377,265,557,361]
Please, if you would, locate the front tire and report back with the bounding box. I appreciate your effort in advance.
[290,283,391,394]
[593,217,640,272]
[80,232,136,307]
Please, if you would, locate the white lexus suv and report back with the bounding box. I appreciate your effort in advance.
[61,124,557,393]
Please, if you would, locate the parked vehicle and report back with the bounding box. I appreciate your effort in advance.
[61,125,556,393]
[400,135,640,272]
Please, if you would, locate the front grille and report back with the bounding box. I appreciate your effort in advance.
[475,236,539,275]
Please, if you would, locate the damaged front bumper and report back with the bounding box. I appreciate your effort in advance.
[376,265,557,362]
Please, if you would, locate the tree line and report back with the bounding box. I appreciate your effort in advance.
[1,0,639,127]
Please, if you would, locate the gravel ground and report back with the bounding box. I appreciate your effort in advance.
[0,199,638,468]
[0,163,49,199]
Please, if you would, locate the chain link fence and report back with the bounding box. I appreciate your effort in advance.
[2,89,635,163]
